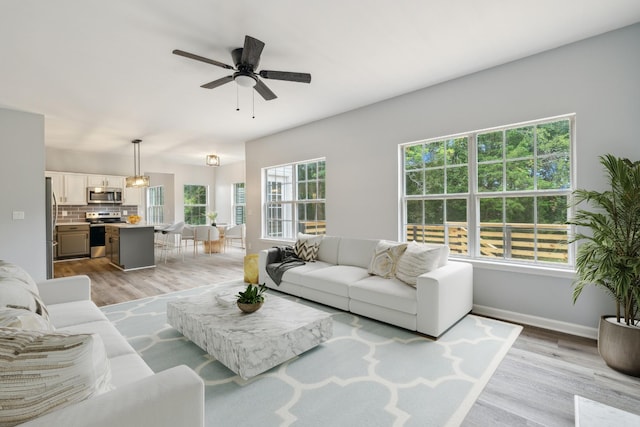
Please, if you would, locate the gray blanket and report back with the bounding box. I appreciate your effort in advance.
[265,246,305,286]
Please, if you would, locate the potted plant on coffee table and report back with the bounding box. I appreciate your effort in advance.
[569,154,640,377]
[236,284,267,313]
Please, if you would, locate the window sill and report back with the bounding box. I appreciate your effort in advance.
[453,257,576,279]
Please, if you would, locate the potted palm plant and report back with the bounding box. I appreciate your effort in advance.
[569,154,640,377]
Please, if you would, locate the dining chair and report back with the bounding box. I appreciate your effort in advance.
[158,221,185,262]
[225,224,245,249]
[194,225,220,256]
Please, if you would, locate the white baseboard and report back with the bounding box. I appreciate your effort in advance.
[472,304,598,340]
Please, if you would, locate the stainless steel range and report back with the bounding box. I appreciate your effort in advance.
[86,212,125,258]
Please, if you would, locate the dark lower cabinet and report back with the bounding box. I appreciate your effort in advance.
[106,225,154,271]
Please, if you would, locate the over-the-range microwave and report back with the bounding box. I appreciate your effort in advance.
[87,187,123,204]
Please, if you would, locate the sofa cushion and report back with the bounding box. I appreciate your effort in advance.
[337,238,379,268]
[57,320,137,359]
[368,241,408,278]
[317,236,340,264]
[0,307,53,331]
[280,260,333,281]
[108,353,154,388]
[350,276,417,314]
[46,300,109,329]
[290,265,370,297]
[0,328,112,426]
[395,241,442,286]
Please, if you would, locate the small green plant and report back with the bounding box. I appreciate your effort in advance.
[206,211,218,222]
[236,284,267,304]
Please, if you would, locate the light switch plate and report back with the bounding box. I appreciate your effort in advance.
[12,211,25,220]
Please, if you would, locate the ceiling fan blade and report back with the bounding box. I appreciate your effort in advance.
[259,70,312,83]
[200,75,234,89]
[254,78,277,101]
[173,49,235,70]
[241,36,265,68]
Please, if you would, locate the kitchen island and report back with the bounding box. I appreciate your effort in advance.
[106,224,155,271]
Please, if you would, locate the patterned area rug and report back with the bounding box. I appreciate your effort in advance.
[101,280,521,427]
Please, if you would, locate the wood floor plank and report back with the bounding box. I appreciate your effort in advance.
[53,248,640,425]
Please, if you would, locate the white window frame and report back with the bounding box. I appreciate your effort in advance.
[146,185,164,225]
[183,184,208,225]
[262,158,326,240]
[400,114,576,268]
[232,182,246,225]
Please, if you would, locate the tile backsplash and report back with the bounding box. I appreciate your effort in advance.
[55,205,139,223]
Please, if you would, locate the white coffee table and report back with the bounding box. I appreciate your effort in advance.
[167,285,333,379]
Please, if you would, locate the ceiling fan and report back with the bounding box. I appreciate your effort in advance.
[173,35,311,101]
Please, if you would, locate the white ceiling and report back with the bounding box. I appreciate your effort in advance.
[2,1,640,166]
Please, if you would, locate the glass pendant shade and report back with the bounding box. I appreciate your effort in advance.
[125,175,150,188]
[206,154,220,166]
[126,139,150,188]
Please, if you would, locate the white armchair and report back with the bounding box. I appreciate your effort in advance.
[225,224,245,249]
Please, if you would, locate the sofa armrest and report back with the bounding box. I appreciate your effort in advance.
[35,275,92,305]
[415,261,473,338]
[258,248,280,286]
[19,365,204,427]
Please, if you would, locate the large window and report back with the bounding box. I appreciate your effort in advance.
[402,115,573,266]
[264,159,326,239]
[146,186,164,225]
[233,183,246,225]
[184,184,207,225]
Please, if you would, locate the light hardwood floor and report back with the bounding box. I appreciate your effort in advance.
[54,249,640,426]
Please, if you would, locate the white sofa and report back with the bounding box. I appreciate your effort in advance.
[1,270,204,427]
[258,236,473,338]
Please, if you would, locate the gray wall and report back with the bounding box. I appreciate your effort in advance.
[245,24,640,336]
[0,108,46,279]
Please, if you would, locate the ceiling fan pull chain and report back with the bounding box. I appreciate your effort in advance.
[236,85,240,112]
[252,90,255,119]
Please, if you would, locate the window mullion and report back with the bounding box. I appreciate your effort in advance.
[468,133,478,259]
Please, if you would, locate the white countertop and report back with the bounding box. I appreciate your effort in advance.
[105,223,154,229]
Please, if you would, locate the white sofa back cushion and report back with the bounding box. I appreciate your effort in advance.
[317,236,341,264]
[337,238,379,269]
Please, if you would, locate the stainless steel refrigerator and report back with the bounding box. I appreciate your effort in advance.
[45,177,57,279]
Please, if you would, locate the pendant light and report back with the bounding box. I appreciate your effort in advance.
[206,154,220,166]
[125,139,150,188]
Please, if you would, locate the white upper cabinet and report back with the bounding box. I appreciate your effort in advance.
[123,186,144,207]
[46,172,87,205]
[87,175,124,188]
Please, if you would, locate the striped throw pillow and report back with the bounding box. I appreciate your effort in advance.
[294,239,320,262]
[0,328,112,426]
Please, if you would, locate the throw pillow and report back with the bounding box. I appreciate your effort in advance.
[0,277,49,322]
[395,241,442,286]
[0,307,53,331]
[294,239,319,262]
[0,328,113,426]
[368,241,408,279]
[0,260,39,294]
[296,232,323,247]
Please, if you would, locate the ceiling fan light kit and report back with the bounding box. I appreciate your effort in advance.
[173,35,311,104]
[234,74,256,87]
